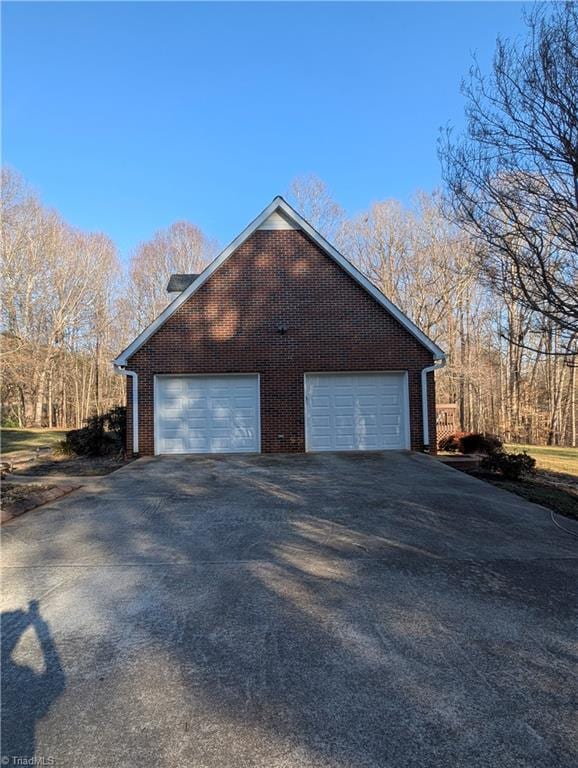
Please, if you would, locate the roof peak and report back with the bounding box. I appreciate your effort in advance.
[114,196,445,364]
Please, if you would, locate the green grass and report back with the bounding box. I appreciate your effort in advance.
[1,428,68,455]
[486,477,578,521]
[505,443,577,478]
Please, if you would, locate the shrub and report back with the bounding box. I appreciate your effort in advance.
[438,431,502,455]
[481,450,536,481]
[63,420,115,457]
[1,417,21,428]
[439,432,466,453]
[60,406,127,457]
[53,439,75,457]
[459,432,503,455]
[105,406,127,447]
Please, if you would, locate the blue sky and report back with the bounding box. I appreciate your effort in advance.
[3,1,527,258]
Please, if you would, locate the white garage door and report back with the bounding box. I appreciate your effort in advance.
[305,372,409,452]
[155,375,260,454]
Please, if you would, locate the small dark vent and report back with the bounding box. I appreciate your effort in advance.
[166,274,198,293]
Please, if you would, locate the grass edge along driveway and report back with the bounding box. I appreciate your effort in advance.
[1,428,68,455]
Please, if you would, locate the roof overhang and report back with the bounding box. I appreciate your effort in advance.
[113,196,445,366]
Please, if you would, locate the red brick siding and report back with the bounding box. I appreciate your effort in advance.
[126,229,437,455]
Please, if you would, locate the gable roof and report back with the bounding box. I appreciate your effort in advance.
[114,196,445,365]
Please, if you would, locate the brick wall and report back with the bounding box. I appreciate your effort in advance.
[126,229,437,455]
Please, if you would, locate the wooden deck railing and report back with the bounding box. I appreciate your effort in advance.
[436,403,459,445]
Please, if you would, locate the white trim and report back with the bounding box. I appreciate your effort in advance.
[403,371,411,450]
[257,209,296,230]
[421,360,446,448]
[113,196,446,365]
[113,365,138,453]
[154,374,159,456]
[153,373,261,455]
[303,371,410,453]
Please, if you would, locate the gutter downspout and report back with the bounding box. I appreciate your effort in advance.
[114,364,138,454]
[421,357,446,451]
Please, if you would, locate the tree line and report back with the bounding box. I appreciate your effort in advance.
[290,176,576,446]
[2,165,574,446]
[1,3,575,446]
[0,168,216,430]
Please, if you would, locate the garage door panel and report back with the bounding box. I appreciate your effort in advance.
[186,430,209,442]
[334,415,353,427]
[380,404,401,414]
[335,435,355,447]
[184,396,207,407]
[306,373,407,452]
[357,395,378,405]
[356,414,378,423]
[233,396,253,411]
[233,409,256,420]
[183,415,208,426]
[229,437,256,449]
[184,400,208,409]
[233,420,257,430]
[162,417,186,430]
[163,379,184,393]
[210,414,230,425]
[335,395,355,408]
[335,426,356,436]
[164,398,183,410]
[156,375,259,454]
[163,438,187,452]
[187,440,209,451]
[210,387,233,397]
[183,384,205,396]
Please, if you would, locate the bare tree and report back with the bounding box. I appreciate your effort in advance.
[2,167,575,444]
[287,174,345,243]
[338,186,576,444]
[1,169,123,427]
[126,221,217,333]
[440,3,578,344]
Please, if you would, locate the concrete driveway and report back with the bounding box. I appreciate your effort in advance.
[2,452,577,768]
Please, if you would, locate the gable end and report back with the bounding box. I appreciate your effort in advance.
[114,197,445,365]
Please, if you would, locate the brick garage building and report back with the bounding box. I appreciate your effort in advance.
[114,197,445,456]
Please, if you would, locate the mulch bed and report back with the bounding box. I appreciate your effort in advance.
[1,482,79,524]
[10,454,133,477]
[465,469,578,522]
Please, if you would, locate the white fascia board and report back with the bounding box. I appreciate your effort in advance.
[113,198,284,365]
[113,196,445,365]
[273,198,446,360]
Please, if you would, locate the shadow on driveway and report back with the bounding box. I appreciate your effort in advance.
[1,600,65,762]
[1,452,576,767]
